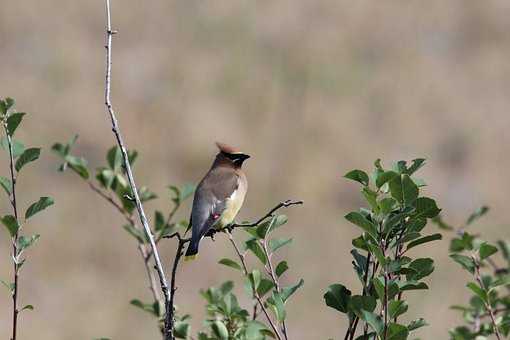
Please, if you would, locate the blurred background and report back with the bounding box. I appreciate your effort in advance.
[1,1,510,339]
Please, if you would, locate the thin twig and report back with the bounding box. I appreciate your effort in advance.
[232,200,303,228]
[227,232,283,340]
[87,180,132,222]
[81,177,164,312]
[262,239,288,340]
[473,255,502,340]
[104,2,172,339]
[163,232,190,335]
[4,122,19,340]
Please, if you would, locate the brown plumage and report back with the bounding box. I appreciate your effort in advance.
[185,142,250,259]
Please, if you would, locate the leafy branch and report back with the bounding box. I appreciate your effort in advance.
[325,159,441,340]
[435,207,510,339]
[213,199,304,340]
[1,98,54,340]
[53,135,194,339]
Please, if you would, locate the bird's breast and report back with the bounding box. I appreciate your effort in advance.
[216,187,246,229]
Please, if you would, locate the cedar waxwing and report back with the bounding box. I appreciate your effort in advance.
[184,142,250,260]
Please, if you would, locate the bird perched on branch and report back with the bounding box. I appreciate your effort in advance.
[185,142,250,260]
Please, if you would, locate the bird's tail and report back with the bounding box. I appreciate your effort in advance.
[184,238,199,261]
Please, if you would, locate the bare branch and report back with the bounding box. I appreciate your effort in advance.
[103,1,173,338]
[233,200,303,228]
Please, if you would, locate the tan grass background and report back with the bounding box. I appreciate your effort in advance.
[1,1,510,339]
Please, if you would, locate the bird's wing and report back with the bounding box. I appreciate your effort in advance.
[191,168,240,239]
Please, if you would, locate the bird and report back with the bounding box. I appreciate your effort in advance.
[184,142,250,260]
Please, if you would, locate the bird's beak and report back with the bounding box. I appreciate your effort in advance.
[241,154,250,161]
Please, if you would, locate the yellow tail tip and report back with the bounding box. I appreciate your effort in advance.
[184,254,197,261]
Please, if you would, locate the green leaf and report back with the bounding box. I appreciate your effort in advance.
[220,281,234,295]
[345,212,378,241]
[0,176,12,195]
[479,243,498,260]
[466,282,488,303]
[324,284,351,313]
[123,224,148,243]
[0,99,8,115]
[489,275,510,291]
[414,197,441,218]
[406,258,434,281]
[211,320,229,340]
[352,235,369,251]
[3,98,15,112]
[15,148,40,172]
[362,187,378,211]
[257,279,275,297]
[497,240,510,262]
[379,197,397,215]
[17,234,40,251]
[466,206,489,225]
[368,244,386,265]
[138,186,157,203]
[281,279,304,302]
[179,183,195,201]
[154,210,166,231]
[65,155,89,179]
[348,295,377,317]
[269,238,292,252]
[406,233,442,251]
[245,320,274,339]
[389,300,408,319]
[129,299,159,316]
[1,215,19,237]
[268,292,286,322]
[107,146,123,171]
[412,177,427,187]
[398,281,428,291]
[344,169,369,186]
[432,215,454,230]
[6,112,26,136]
[245,239,267,264]
[408,318,428,331]
[373,277,400,300]
[275,261,288,277]
[376,171,398,189]
[402,174,418,206]
[392,160,407,173]
[248,269,261,291]
[0,279,15,293]
[20,304,34,312]
[218,258,242,271]
[450,254,475,274]
[25,197,54,219]
[361,311,384,335]
[252,219,271,239]
[174,319,190,339]
[51,142,67,157]
[96,168,114,188]
[386,323,409,340]
[267,214,288,234]
[389,174,403,202]
[405,158,426,176]
[0,137,25,158]
[168,183,196,206]
[351,249,368,279]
